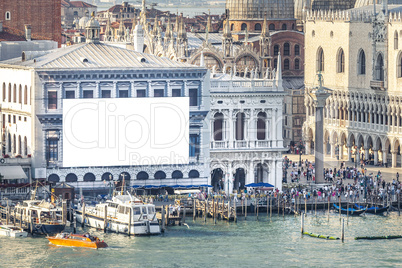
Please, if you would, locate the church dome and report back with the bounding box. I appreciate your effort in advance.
[226,0,294,20]
[86,15,100,28]
[355,0,402,8]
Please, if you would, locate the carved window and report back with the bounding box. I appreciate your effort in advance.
[337,48,345,73]
[284,43,290,56]
[235,112,245,141]
[257,112,267,140]
[213,112,224,141]
[395,31,398,50]
[358,50,366,75]
[295,59,300,70]
[5,11,10,20]
[284,59,290,70]
[375,53,384,81]
[274,45,279,56]
[316,47,324,72]
[241,23,247,31]
[294,45,300,56]
[254,23,261,31]
[282,24,287,30]
[397,52,402,78]
[269,23,275,30]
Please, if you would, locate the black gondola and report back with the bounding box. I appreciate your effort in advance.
[354,204,389,214]
[333,204,366,215]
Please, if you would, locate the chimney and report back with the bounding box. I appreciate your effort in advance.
[24,24,31,41]
[0,21,3,32]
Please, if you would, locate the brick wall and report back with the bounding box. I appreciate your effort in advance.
[0,0,61,45]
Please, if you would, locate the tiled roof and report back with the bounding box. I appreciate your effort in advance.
[0,26,51,42]
[69,1,97,8]
[1,42,203,70]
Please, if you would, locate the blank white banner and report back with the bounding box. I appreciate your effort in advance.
[63,97,189,167]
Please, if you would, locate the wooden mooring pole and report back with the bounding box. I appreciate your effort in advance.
[398,193,400,216]
[182,205,186,224]
[245,198,247,220]
[103,205,108,233]
[81,202,86,228]
[128,207,132,236]
[204,200,207,222]
[161,206,165,232]
[193,200,196,221]
[301,212,304,234]
[315,196,317,216]
[341,218,345,243]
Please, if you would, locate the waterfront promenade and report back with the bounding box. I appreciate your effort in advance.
[284,153,400,183]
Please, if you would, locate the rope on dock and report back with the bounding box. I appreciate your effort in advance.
[303,232,340,240]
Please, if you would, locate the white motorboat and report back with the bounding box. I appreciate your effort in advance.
[0,224,28,238]
[76,192,160,235]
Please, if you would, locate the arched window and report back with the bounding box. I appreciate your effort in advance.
[101,172,113,181]
[241,23,247,31]
[83,173,96,181]
[24,86,28,104]
[18,135,21,155]
[316,47,324,72]
[395,31,399,49]
[7,133,11,153]
[375,53,384,81]
[254,23,261,31]
[257,112,267,140]
[274,45,279,56]
[2,83,5,101]
[24,136,27,155]
[337,48,345,73]
[231,24,234,31]
[284,43,290,56]
[295,59,300,70]
[154,170,166,180]
[284,59,290,70]
[269,23,275,30]
[213,112,224,141]
[48,174,60,183]
[8,83,11,102]
[282,24,287,30]
[13,84,16,103]
[358,50,366,75]
[2,134,6,156]
[294,45,300,56]
[136,171,149,180]
[274,59,277,69]
[292,23,295,30]
[65,173,78,182]
[172,170,183,179]
[235,112,245,140]
[13,134,16,154]
[5,11,10,20]
[398,52,402,78]
[18,85,22,104]
[189,170,200,178]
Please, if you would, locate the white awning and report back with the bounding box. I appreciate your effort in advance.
[0,166,28,180]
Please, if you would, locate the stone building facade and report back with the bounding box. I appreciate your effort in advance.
[0,0,61,45]
[303,3,402,168]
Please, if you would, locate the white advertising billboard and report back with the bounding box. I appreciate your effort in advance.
[62,97,189,167]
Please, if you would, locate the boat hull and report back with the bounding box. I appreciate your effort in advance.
[31,223,66,235]
[333,204,366,215]
[0,226,28,238]
[47,237,108,249]
[76,211,160,235]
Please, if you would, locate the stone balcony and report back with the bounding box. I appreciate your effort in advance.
[211,140,279,150]
[370,80,385,90]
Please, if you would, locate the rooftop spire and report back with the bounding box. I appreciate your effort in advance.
[261,13,269,37]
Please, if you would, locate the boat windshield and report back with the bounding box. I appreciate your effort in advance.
[141,207,147,214]
[148,206,155,214]
[133,207,141,215]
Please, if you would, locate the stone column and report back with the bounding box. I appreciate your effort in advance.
[347,146,352,161]
[339,144,343,160]
[383,150,388,166]
[374,150,379,165]
[392,151,397,168]
[330,143,335,158]
[94,81,100,98]
[364,147,369,161]
[130,81,136,97]
[305,141,311,155]
[228,110,234,148]
[112,81,117,98]
[356,151,360,164]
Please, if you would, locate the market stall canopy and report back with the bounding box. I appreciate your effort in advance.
[245,182,274,188]
[0,166,28,180]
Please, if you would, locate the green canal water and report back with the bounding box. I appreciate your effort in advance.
[1,212,401,267]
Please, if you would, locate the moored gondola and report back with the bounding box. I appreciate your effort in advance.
[354,204,389,214]
[333,204,366,215]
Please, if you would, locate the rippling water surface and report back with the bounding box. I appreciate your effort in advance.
[1,212,401,267]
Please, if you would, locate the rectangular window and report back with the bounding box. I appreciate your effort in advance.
[189,134,200,158]
[172,88,181,97]
[48,91,57,109]
[24,117,27,122]
[18,116,21,121]
[13,115,16,124]
[46,131,59,163]
[101,90,111,98]
[65,90,75,99]
[137,89,146,97]
[119,90,128,98]
[2,114,5,128]
[83,90,93,98]
[154,89,164,97]
[189,88,198,106]
[8,114,11,123]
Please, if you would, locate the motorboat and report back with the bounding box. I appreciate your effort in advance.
[76,192,160,235]
[14,200,66,234]
[47,232,107,249]
[0,224,28,238]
